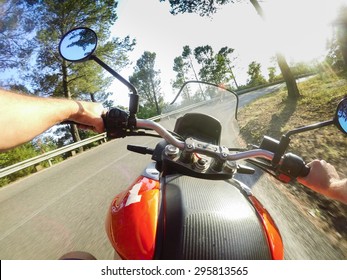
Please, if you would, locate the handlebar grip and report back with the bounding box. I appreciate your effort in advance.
[298,164,310,178]
[279,153,310,180]
[103,108,129,139]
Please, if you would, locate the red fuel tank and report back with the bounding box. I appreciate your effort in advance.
[105,176,160,259]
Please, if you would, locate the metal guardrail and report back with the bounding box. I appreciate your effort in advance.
[0,133,107,179]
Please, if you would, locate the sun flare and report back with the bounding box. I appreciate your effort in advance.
[262,0,346,62]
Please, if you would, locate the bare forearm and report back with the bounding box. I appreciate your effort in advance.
[0,89,105,151]
[329,178,347,204]
[0,89,77,150]
[298,160,347,205]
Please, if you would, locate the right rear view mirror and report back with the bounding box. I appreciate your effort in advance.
[335,97,347,134]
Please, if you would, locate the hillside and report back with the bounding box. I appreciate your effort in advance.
[238,73,347,252]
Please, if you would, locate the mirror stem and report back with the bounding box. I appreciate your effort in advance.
[91,55,138,95]
[285,119,334,138]
[272,119,334,166]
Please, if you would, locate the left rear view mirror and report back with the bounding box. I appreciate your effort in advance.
[59,27,97,62]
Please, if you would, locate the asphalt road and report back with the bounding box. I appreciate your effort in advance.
[0,84,345,260]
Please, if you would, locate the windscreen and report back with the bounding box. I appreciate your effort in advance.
[157,81,242,149]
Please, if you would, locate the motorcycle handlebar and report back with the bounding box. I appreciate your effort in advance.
[137,119,274,161]
[136,119,185,149]
[104,111,311,181]
[136,118,311,180]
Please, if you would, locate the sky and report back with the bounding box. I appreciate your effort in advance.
[108,0,347,106]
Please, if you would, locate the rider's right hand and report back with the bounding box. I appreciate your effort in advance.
[297,159,347,204]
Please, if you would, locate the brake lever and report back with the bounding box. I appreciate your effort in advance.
[237,164,255,174]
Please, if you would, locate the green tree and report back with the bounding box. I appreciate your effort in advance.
[129,51,164,117]
[172,56,191,101]
[290,61,316,77]
[326,34,345,72]
[28,0,135,143]
[220,47,239,89]
[247,61,266,87]
[267,66,277,83]
[172,46,202,100]
[182,45,201,81]
[327,7,347,72]
[172,56,187,88]
[160,0,231,16]
[160,0,301,99]
[194,45,235,85]
[193,45,214,82]
[0,0,37,71]
[172,55,200,103]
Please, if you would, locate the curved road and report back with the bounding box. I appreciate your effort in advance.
[0,84,344,259]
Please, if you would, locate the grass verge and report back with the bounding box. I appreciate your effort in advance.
[238,73,347,252]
